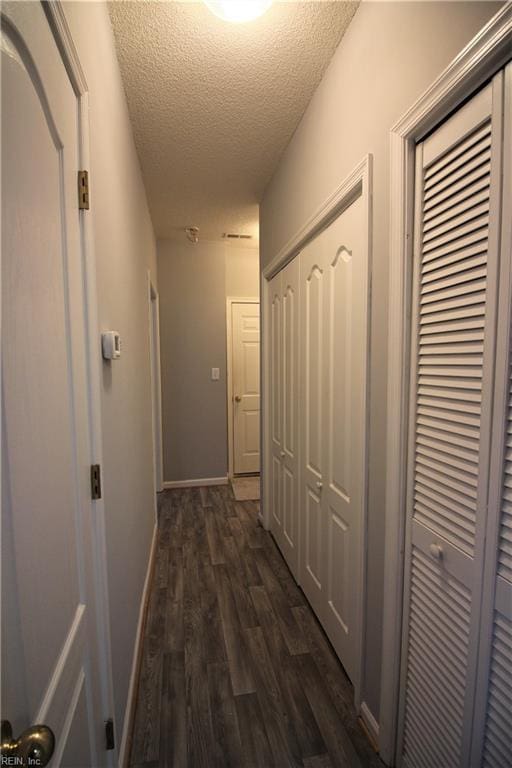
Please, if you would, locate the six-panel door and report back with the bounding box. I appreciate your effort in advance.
[232,302,261,475]
[1,3,108,764]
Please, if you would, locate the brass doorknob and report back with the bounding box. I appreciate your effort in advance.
[234,395,242,402]
[1,720,55,767]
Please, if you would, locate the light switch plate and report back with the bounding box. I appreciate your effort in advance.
[211,367,220,381]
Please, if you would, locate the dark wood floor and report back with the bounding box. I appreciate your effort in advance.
[129,485,383,768]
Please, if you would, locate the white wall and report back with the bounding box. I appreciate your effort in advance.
[158,240,259,482]
[226,242,260,297]
[260,0,503,724]
[64,1,158,746]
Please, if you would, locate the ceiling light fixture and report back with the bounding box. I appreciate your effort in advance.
[203,0,273,23]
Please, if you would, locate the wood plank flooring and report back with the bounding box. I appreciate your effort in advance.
[129,485,383,768]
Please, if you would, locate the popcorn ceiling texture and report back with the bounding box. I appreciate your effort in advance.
[108,1,359,240]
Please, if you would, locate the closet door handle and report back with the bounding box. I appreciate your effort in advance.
[280,451,285,458]
[429,543,443,560]
[316,481,323,491]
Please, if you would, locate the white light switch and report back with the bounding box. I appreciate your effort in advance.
[211,367,220,381]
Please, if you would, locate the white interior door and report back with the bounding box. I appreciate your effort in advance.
[300,192,368,689]
[268,260,300,580]
[269,275,284,544]
[398,78,504,767]
[232,302,260,475]
[1,3,109,765]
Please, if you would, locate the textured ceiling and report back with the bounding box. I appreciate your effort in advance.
[108,1,359,241]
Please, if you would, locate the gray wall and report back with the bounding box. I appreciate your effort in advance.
[65,1,158,745]
[158,240,259,482]
[260,0,503,723]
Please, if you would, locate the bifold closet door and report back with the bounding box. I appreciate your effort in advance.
[300,191,367,689]
[398,75,505,768]
[472,62,512,768]
[269,270,284,552]
[268,261,300,580]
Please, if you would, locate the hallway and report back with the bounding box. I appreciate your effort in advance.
[129,486,382,768]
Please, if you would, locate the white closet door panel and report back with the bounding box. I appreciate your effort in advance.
[280,257,300,578]
[300,242,327,617]
[269,272,283,533]
[270,279,282,452]
[299,186,369,689]
[322,195,366,687]
[400,78,502,768]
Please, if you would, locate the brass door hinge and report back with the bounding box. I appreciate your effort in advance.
[105,719,115,751]
[78,170,90,210]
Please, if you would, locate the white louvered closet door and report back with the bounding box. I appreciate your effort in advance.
[471,62,512,768]
[399,75,505,768]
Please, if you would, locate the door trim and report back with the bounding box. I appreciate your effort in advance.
[148,272,163,498]
[226,297,260,479]
[380,7,512,764]
[41,0,116,760]
[261,154,373,713]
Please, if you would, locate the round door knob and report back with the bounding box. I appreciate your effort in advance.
[234,395,242,402]
[316,481,323,490]
[1,720,55,767]
[280,451,285,458]
[429,543,443,560]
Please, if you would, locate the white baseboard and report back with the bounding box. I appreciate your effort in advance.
[162,476,228,489]
[360,701,380,750]
[118,522,158,768]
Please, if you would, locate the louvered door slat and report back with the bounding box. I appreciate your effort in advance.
[483,613,512,767]
[482,368,512,766]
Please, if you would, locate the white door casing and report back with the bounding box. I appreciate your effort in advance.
[148,273,163,497]
[1,3,111,765]
[231,301,260,475]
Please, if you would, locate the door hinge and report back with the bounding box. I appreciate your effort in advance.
[91,464,102,500]
[105,719,115,751]
[78,170,90,210]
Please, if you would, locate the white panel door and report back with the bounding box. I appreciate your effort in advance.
[300,192,368,687]
[280,258,300,579]
[269,272,284,542]
[300,243,326,621]
[398,78,504,768]
[268,259,300,580]
[232,302,260,474]
[1,3,108,766]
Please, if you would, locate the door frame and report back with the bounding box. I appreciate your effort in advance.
[148,272,163,498]
[379,7,512,764]
[38,0,116,760]
[261,154,373,711]
[226,296,260,478]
